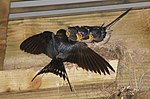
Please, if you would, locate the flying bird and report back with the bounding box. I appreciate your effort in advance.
[20,29,115,91]
[66,8,132,43]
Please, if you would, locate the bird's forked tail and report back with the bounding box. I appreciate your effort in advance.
[31,59,73,91]
[105,8,132,29]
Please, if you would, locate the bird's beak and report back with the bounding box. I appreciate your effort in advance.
[88,33,93,41]
[76,33,82,41]
[66,31,70,37]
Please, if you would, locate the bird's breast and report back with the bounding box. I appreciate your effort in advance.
[58,43,73,53]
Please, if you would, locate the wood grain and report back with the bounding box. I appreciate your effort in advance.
[0,60,118,93]
[0,0,10,70]
[10,0,121,14]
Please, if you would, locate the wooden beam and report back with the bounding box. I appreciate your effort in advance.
[11,0,37,2]
[0,0,10,70]
[128,0,150,3]
[0,60,118,93]
[10,0,107,8]
[10,0,150,3]
[10,0,150,14]
[0,85,149,99]
[0,81,117,99]
[10,0,121,14]
[9,2,150,20]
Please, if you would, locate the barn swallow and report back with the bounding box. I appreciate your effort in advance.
[66,8,132,43]
[20,29,115,91]
[67,26,91,42]
[66,26,80,41]
[90,8,132,43]
[75,26,91,41]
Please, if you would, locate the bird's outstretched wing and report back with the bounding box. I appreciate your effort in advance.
[66,42,115,75]
[20,31,54,55]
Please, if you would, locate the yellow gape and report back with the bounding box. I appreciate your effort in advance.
[66,31,70,37]
[76,33,82,41]
[88,33,93,41]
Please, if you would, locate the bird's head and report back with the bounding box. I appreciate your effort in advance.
[67,26,79,41]
[56,29,69,42]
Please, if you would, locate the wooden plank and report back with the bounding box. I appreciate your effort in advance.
[10,0,121,14]
[10,0,150,3]
[128,0,150,3]
[0,60,118,93]
[0,82,117,99]
[0,0,10,70]
[0,86,149,99]
[11,0,37,2]
[10,0,106,8]
[9,2,150,20]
